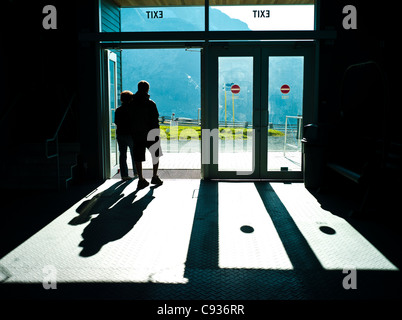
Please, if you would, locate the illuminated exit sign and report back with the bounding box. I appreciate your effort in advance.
[215,5,315,31]
[253,9,270,18]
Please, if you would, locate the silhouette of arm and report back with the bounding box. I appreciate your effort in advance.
[148,101,160,129]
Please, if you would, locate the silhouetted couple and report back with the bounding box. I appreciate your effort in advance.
[115,80,163,189]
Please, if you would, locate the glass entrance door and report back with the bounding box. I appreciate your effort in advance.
[205,43,314,180]
[106,50,119,177]
[218,55,256,176]
[266,55,305,178]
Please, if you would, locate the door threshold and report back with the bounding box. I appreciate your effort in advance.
[113,169,202,180]
[209,178,304,183]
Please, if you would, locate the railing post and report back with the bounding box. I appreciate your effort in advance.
[56,135,60,191]
[45,93,76,191]
[284,116,288,157]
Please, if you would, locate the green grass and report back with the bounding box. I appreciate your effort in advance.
[160,125,201,140]
[160,125,284,140]
[267,129,285,137]
[111,125,284,140]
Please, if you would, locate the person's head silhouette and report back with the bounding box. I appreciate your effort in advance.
[120,90,133,104]
[138,80,150,94]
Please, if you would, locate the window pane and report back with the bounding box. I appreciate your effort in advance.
[210,1,315,31]
[218,57,254,172]
[267,56,304,172]
[109,60,118,168]
[103,1,315,32]
[121,6,205,32]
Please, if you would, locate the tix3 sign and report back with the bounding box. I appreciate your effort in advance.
[253,10,270,18]
[146,10,164,19]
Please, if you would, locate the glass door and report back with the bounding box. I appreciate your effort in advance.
[264,53,309,180]
[205,43,314,180]
[205,46,260,179]
[217,55,257,176]
[106,50,119,177]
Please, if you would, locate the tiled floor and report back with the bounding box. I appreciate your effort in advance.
[0,177,401,302]
[123,151,301,171]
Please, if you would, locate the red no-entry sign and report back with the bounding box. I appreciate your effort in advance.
[280,84,290,94]
[231,84,240,94]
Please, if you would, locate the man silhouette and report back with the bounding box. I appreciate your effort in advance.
[130,80,163,189]
[115,90,138,181]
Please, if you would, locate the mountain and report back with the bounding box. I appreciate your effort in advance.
[121,7,249,32]
[121,7,249,121]
[122,48,201,120]
[121,7,303,125]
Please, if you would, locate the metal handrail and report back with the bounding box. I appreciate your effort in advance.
[284,115,303,158]
[46,93,77,190]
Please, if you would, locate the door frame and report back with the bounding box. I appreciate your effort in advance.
[100,44,205,179]
[202,41,316,180]
[99,41,316,181]
[101,49,120,179]
[203,44,261,180]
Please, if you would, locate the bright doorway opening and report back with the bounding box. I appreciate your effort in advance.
[121,48,202,176]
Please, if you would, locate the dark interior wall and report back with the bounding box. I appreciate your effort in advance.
[316,0,401,212]
[318,0,399,140]
[0,0,103,181]
[75,0,104,180]
[1,1,78,102]
[1,0,79,142]
[101,0,123,104]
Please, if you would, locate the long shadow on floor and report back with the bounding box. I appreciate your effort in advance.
[69,180,159,257]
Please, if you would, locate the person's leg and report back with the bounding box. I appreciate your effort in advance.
[148,138,163,185]
[127,136,138,176]
[117,135,129,179]
[133,135,149,189]
[135,161,149,189]
[152,161,159,178]
[135,161,143,180]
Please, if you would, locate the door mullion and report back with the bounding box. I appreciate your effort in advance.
[259,48,269,178]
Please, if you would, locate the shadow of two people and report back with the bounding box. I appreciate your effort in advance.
[69,180,159,257]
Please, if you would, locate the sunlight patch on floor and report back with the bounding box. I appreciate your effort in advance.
[271,183,399,271]
[0,179,199,284]
[218,182,293,270]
